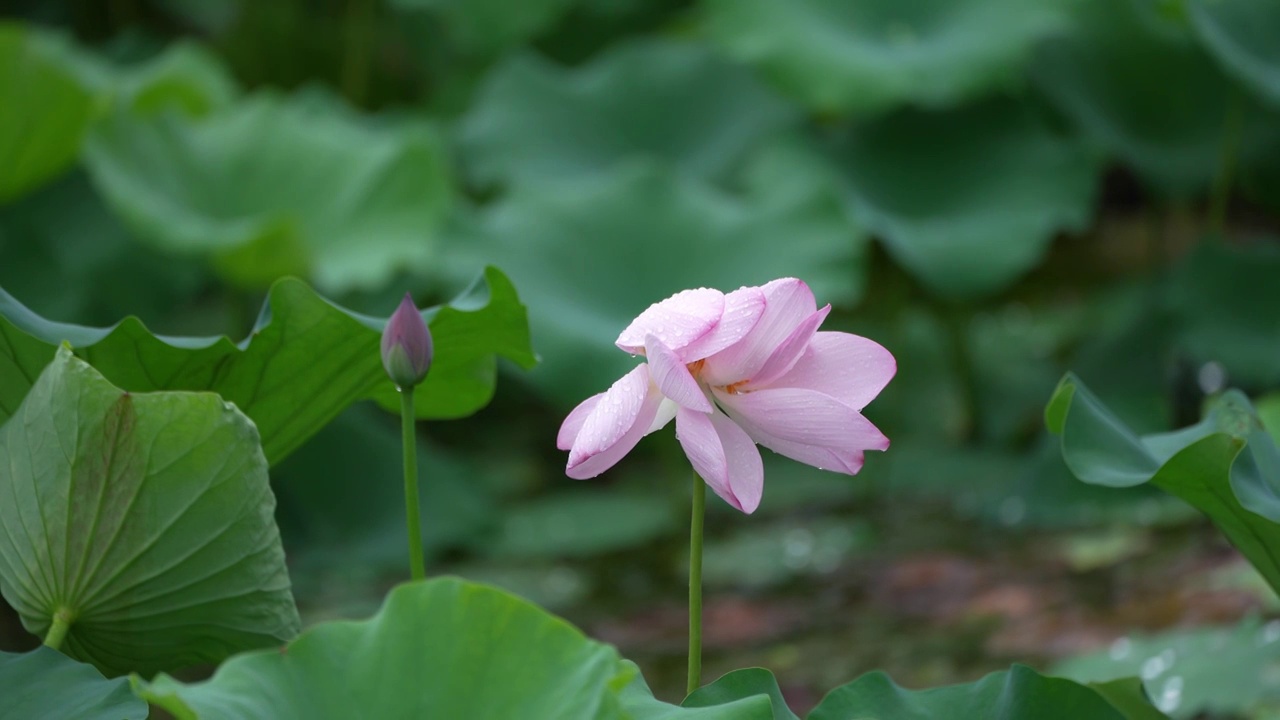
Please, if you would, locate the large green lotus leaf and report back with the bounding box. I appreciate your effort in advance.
[1165,239,1280,388]
[136,578,632,719]
[1032,0,1280,196]
[391,0,576,54]
[1189,0,1280,108]
[1053,617,1280,718]
[82,91,452,292]
[0,347,300,676]
[0,267,536,464]
[0,647,147,719]
[683,668,798,719]
[701,0,1072,115]
[823,97,1100,299]
[469,162,864,405]
[1047,373,1280,594]
[808,664,1159,720]
[460,40,798,186]
[0,23,99,202]
[617,663,775,720]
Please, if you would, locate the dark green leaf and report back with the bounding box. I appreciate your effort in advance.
[808,664,1158,720]
[0,172,207,328]
[1032,0,1280,195]
[1188,0,1280,108]
[391,0,576,53]
[112,42,237,116]
[0,267,536,464]
[703,0,1072,114]
[83,92,453,292]
[0,347,299,676]
[0,23,236,204]
[618,662,776,720]
[0,647,147,720]
[683,668,799,720]
[1047,373,1280,594]
[1166,239,1280,388]
[825,98,1100,298]
[460,40,797,185]
[1087,678,1177,720]
[0,23,98,202]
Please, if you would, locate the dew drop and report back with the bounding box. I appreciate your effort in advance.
[783,529,815,569]
[1108,637,1132,661]
[886,21,917,45]
[1141,655,1166,680]
[998,497,1026,527]
[1198,361,1227,394]
[1156,675,1183,713]
[1260,620,1280,645]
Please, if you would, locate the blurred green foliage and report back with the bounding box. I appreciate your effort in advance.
[3,0,1280,708]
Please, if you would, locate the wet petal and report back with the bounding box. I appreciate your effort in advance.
[566,365,663,479]
[557,393,602,450]
[713,387,889,451]
[646,335,714,412]
[680,286,766,361]
[726,405,869,475]
[647,397,678,435]
[675,407,765,514]
[769,332,897,410]
[749,304,831,388]
[702,278,816,385]
[616,288,724,356]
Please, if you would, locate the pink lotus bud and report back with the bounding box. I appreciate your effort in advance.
[381,293,433,389]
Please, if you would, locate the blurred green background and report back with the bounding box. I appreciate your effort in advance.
[3,0,1280,716]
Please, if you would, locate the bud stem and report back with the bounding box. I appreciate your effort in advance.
[401,387,425,581]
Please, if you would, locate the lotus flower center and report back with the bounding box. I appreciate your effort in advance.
[685,358,748,395]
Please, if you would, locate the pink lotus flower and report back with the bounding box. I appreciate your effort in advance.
[557,279,895,514]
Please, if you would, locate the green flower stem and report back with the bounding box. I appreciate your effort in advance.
[401,387,425,581]
[687,470,706,697]
[1209,89,1243,240]
[43,608,73,651]
[942,303,980,442]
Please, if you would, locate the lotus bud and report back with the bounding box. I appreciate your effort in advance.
[381,293,433,390]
